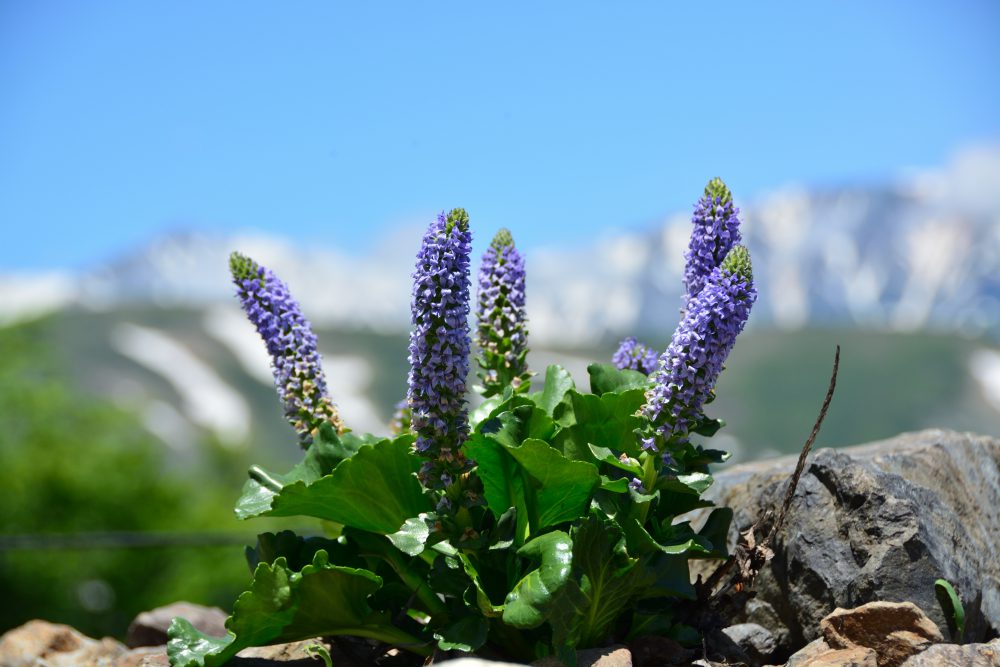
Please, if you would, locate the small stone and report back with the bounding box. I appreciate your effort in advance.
[820,602,942,667]
[127,601,228,648]
[804,647,878,667]
[0,620,128,667]
[532,646,631,667]
[115,646,169,667]
[629,635,695,667]
[723,623,778,663]
[899,637,1000,666]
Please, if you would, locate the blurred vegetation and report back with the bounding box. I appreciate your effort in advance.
[0,319,257,638]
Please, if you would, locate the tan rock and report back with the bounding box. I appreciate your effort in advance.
[115,646,169,667]
[819,602,942,667]
[532,645,631,667]
[899,638,1000,666]
[0,620,128,667]
[785,638,878,666]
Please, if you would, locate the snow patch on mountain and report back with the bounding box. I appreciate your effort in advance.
[110,322,251,445]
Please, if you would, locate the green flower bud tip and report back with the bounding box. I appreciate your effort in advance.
[229,251,264,287]
[721,244,753,282]
[704,177,733,206]
[490,228,515,251]
[445,207,470,235]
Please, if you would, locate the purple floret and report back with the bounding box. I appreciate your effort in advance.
[644,245,755,450]
[230,252,342,446]
[407,209,473,491]
[684,178,742,303]
[612,336,659,375]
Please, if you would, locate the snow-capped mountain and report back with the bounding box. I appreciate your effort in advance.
[3,146,999,345]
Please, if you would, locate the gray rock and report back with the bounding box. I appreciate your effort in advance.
[723,623,778,663]
[900,638,1000,666]
[703,429,1000,649]
[127,601,228,648]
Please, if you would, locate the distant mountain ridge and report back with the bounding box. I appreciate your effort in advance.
[4,146,999,345]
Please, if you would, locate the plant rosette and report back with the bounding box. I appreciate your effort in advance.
[168,182,756,666]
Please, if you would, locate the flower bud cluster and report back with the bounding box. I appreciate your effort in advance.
[229,252,343,446]
[643,245,755,450]
[612,336,659,375]
[476,228,531,396]
[407,209,474,492]
[684,177,741,303]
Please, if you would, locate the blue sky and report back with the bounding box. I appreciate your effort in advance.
[1,1,998,270]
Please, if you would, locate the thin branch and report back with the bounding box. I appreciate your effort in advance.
[764,344,840,548]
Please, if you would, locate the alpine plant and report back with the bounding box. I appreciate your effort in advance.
[684,177,741,303]
[476,228,531,397]
[229,252,343,446]
[612,336,659,375]
[643,245,756,453]
[407,209,474,499]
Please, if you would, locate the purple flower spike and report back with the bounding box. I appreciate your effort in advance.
[684,178,742,303]
[612,336,659,375]
[408,209,473,491]
[229,252,343,446]
[644,245,756,450]
[476,228,531,397]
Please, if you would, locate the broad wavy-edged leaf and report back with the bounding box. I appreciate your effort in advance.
[553,389,646,462]
[434,615,489,652]
[466,425,599,543]
[235,425,369,519]
[386,515,432,556]
[529,365,575,421]
[696,507,733,558]
[548,513,655,649]
[622,517,711,559]
[587,363,650,396]
[236,435,432,535]
[503,531,573,628]
[168,551,428,667]
[246,530,365,572]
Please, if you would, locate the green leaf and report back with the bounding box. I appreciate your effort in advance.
[696,508,733,558]
[548,513,655,649]
[587,363,649,396]
[622,517,710,558]
[588,444,642,475]
[503,532,573,628]
[235,426,370,520]
[934,578,966,642]
[246,531,364,572]
[237,436,433,535]
[638,552,696,600]
[690,416,725,438]
[434,615,489,652]
[552,389,646,462]
[386,515,432,556]
[466,430,599,542]
[531,365,575,420]
[167,551,428,667]
[599,476,630,493]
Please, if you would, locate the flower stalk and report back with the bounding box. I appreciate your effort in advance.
[407,209,474,502]
[229,252,343,446]
[643,244,756,453]
[475,228,531,396]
